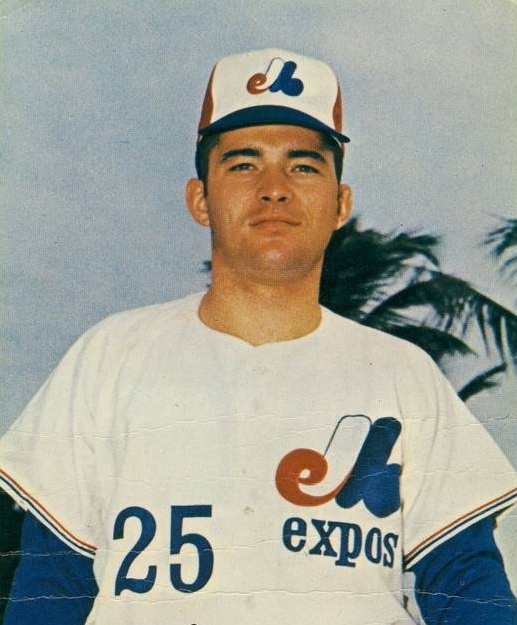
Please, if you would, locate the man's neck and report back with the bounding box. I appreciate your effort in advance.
[198,274,322,347]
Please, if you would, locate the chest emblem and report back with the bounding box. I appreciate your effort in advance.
[275,415,402,518]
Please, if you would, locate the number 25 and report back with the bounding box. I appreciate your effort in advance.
[113,505,213,595]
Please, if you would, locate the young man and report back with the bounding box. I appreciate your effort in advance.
[1,48,516,625]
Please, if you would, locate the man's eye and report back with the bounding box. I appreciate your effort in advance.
[229,162,254,171]
[294,164,318,173]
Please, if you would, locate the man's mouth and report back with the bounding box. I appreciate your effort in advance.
[249,215,301,227]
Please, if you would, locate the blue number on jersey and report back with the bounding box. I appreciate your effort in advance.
[113,505,213,596]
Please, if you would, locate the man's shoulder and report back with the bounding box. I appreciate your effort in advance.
[321,306,436,367]
[79,292,204,349]
[99,292,202,327]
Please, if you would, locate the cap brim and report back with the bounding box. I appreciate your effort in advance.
[199,105,350,143]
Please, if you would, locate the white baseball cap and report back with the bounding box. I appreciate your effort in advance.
[197,48,350,144]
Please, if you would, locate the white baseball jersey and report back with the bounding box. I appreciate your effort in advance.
[1,292,516,625]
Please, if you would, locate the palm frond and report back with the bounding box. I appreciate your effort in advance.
[369,323,473,362]
[485,218,517,280]
[369,273,517,366]
[369,273,471,328]
[320,218,440,318]
[458,364,507,402]
[485,218,517,258]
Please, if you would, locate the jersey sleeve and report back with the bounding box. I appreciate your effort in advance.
[0,329,103,558]
[3,512,98,625]
[410,517,517,624]
[399,350,517,569]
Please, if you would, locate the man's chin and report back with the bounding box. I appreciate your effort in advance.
[241,255,321,286]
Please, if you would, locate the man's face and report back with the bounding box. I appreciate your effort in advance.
[186,125,351,285]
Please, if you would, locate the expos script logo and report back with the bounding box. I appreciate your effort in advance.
[275,415,402,518]
[246,57,304,97]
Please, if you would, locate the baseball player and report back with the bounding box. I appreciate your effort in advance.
[1,48,517,625]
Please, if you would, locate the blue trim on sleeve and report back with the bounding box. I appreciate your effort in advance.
[3,513,98,625]
[410,517,517,625]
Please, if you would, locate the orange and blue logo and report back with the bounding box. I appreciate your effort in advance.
[275,415,402,518]
[246,57,304,97]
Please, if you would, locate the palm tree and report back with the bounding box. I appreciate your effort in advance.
[319,218,517,398]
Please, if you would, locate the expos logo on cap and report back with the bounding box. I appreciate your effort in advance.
[246,57,304,97]
[197,48,350,144]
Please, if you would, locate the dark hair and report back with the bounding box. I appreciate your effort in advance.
[195,126,344,186]
[195,133,221,185]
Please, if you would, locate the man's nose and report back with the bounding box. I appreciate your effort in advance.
[257,168,293,204]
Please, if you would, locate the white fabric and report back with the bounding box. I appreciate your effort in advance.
[1,292,516,625]
[208,48,340,128]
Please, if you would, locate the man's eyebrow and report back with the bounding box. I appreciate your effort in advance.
[220,148,261,162]
[219,147,328,163]
[287,149,327,163]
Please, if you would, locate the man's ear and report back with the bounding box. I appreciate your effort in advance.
[185,178,210,227]
[336,183,352,230]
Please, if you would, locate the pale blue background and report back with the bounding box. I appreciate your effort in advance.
[1,0,516,585]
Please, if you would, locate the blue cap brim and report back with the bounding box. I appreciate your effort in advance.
[199,105,350,143]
